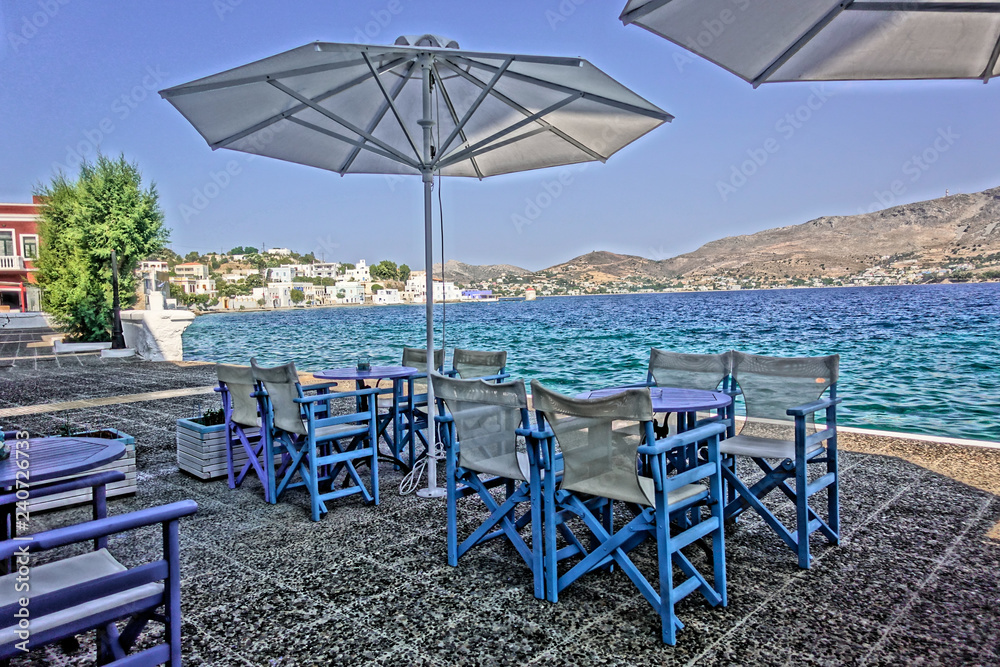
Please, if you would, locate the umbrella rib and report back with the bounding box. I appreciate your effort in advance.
[340,59,419,173]
[442,127,551,168]
[362,52,423,163]
[435,95,582,171]
[449,54,671,121]
[266,78,418,169]
[983,32,1000,83]
[847,2,1000,12]
[161,53,396,97]
[431,62,485,179]
[285,116,416,169]
[751,1,853,88]
[210,57,411,150]
[435,60,606,166]
[434,57,513,161]
[619,0,677,25]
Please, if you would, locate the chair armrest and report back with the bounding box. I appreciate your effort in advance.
[787,396,842,417]
[638,421,728,456]
[514,427,533,438]
[213,386,222,393]
[0,471,126,506]
[435,414,454,425]
[0,500,199,558]
[294,387,380,403]
[302,381,342,393]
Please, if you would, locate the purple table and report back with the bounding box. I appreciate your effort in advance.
[0,437,126,487]
[312,366,419,469]
[1,437,127,567]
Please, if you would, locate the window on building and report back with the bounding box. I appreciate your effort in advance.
[0,231,13,256]
[21,235,38,259]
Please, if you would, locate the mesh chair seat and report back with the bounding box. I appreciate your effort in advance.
[720,434,823,460]
[452,348,508,380]
[0,549,163,646]
[639,477,708,508]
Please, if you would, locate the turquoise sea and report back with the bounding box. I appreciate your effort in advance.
[183,283,1000,442]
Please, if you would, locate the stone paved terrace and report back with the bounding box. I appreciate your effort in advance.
[1,356,998,666]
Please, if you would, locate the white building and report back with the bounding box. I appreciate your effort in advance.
[169,276,216,296]
[253,284,293,308]
[405,273,462,303]
[174,262,209,279]
[343,259,371,283]
[268,266,295,283]
[335,280,365,304]
[139,260,168,273]
[374,289,402,305]
[265,247,292,256]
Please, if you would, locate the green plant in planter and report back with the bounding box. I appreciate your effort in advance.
[196,408,226,427]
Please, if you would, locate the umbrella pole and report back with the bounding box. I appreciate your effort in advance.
[416,54,445,499]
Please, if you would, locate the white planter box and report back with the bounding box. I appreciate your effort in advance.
[176,417,266,481]
[28,428,137,512]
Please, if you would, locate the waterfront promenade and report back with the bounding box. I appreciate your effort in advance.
[1,354,998,666]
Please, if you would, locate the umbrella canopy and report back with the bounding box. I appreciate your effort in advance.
[160,34,670,496]
[620,0,1000,86]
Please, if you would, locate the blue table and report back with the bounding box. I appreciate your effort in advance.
[312,366,419,469]
[1,437,126,568]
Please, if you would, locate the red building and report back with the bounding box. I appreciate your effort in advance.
[0,196,42,311]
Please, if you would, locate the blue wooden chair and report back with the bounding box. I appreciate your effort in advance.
[0,499,198,665]
[215,363,270,501]
[432,373,544,599]
[645,349,736,438]
[531,381,728,645]
[720,351,841,568]
[393,347,445,465]
[449,348,509,382]
[251,359,380,521]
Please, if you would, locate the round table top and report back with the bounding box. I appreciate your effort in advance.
[0,437,126,487]
[577,386,732,413]
[313,365,419,381]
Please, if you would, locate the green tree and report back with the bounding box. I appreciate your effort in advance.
[184,251,201,262]
[371,283,384,292]
[290,289,305,304]
[244,273,264,289]
[339,263,355,274]
[371,260,398,281]
[36,154,168,341]
[399,264,411,282]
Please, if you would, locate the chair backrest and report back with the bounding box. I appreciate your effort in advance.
[250,358,307,435]
[402,347,445,371]
[648,349,731,391]
[216,363,258,428]
[531,381,653,506]
[452,348,507,379]
[433,373,529,481]
[731,351,839,439]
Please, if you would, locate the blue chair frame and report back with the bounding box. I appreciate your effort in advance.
[215,364,270,501]
[433,374,544,599]
[252,360,380,522]
[0,499,198,665]
[532,384,729,645]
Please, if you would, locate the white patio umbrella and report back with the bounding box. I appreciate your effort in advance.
[620,0,1000,86]
[160,34,670,497]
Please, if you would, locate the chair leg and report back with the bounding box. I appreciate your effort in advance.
[446,453,459,567]
[795,452,811,569]
[655,500,678,645]
[828,440,840,544]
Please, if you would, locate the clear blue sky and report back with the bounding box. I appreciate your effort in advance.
[2,1,997,270]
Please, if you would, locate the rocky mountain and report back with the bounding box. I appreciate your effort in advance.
[432,259,530,284]
[529,186,1000,285]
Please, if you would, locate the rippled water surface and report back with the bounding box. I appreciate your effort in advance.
[183,284,1000,441]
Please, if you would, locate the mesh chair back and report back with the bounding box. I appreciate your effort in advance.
[453,349,508,380]
[250,358,306,435]
[402,347,445,370]
[532,381,653,506]
[433,373,528,481]
[216,363,258,428]
[731,351,839,439]
[648,349,731,390]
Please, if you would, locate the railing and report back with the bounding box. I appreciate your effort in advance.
[0,255,25,270]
